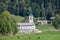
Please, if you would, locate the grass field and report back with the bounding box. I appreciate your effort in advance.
[0,31,60,40]
[13,15,24,23]
[36,24,56,31]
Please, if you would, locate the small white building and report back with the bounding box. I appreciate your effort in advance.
[17,23,35,33]
[17,14,36,33]
[37,20,52,24]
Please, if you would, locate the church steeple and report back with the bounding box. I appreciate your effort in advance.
[29,14,33,23]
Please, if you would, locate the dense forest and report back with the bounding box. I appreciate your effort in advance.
[0,0,60,20]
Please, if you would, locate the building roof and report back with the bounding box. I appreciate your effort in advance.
[29,13,33,16]
[37,20,51,22]
[17,23,35,26]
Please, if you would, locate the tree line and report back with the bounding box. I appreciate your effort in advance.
[0,0,60,18]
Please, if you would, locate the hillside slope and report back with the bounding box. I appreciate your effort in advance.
[12,15,24,23]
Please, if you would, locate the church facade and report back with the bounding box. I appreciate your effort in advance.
[17,14,36,33]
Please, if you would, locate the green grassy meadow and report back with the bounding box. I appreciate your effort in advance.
[36,24,56,31]
[0,31,60,40]
[13,15,24,23]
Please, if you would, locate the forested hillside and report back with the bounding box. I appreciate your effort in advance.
[0,0,60,18]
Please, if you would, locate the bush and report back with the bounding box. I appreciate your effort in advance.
[52,14,60,29]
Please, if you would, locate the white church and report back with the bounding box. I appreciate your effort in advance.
[17,14,41,33]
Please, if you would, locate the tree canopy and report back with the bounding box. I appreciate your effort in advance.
[0,11,18,35]
[0,0,60,18]
[52,14,60,29]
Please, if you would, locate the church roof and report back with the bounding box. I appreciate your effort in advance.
[29,14,33,16]
[17,23,35,26]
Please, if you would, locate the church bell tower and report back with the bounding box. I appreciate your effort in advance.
[29,14,33,23]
